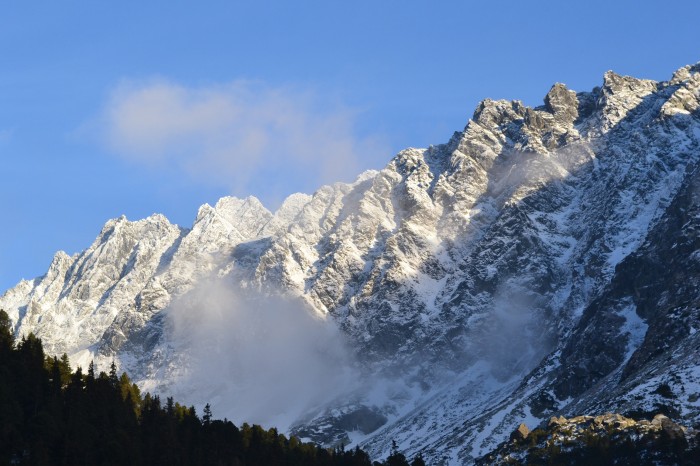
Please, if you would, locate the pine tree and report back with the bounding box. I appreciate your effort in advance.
[166,396,174,416]
[0,309,13,354]
[203,403,213,426]
[59,353,72,386]
[410,452,426,466]
[109,360,119,387]
[386,440,410,466]
[87,360,95,380]
[49,356,63,393]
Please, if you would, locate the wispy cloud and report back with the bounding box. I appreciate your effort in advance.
[98,79,388,203]
[167,277,358,430]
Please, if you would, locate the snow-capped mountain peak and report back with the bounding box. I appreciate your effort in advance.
[3,63,700,464]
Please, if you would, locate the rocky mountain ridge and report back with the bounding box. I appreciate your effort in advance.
[2,63,700,464]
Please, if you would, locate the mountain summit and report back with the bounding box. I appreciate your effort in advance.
[3,63,700,464]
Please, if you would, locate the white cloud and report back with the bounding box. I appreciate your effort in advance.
[167,277,358,430]
[100,79,388,202]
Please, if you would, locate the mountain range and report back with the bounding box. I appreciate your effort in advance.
[2,62,700,464]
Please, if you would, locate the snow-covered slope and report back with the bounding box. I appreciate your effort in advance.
[2,63,700,464]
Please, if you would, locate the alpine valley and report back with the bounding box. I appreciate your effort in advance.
[3,63,700,464]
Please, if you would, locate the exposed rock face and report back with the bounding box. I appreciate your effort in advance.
[478,413,699,465]
[2,63,700,464]
[544,83,579,124]
[509,423,530,441]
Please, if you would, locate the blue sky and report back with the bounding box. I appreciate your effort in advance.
[1,0,699,291]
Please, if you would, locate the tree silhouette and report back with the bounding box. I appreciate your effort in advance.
[203,402,213,426]
[385,440,410,466]
[0,309,13,353]
[0,330,381,465]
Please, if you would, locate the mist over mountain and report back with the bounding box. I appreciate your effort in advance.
[3,63,700,464]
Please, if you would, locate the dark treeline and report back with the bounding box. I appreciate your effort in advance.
[0,310,425,466]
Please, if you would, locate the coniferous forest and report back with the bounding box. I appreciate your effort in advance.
[0,310,425,466]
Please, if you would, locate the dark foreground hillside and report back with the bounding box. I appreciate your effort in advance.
[0,310,428,466]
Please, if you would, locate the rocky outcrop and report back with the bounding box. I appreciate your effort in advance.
[478,413,699,465]
[509,423,530,442]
